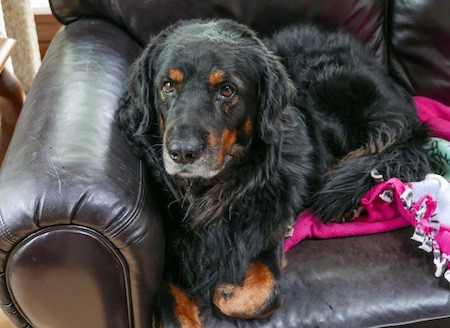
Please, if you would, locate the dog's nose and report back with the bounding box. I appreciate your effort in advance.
[167,138,202,164]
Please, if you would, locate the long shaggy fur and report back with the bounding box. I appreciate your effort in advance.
[117,19,431,321]
[265,25,431,219]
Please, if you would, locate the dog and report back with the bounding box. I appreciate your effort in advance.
[118,19,431,327]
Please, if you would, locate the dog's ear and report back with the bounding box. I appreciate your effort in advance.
[117,25,176,159]
[255,47,294,144]
[118,39,160,158]
[117,26,182,200]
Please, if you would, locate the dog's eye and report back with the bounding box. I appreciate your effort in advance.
[220,85,235,98]
[162,82,175,94]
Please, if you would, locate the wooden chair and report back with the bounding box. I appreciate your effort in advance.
[0,38,25,165]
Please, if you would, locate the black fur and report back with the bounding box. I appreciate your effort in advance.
[265,25,431,219]
[118,20,431,323]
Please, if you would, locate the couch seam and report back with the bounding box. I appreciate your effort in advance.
[0,207,16,245]
[368,314,450,328]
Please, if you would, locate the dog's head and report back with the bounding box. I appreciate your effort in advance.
[119,20,293,179]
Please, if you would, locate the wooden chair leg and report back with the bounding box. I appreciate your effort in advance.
[0,67,25,165]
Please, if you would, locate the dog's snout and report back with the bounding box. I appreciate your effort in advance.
[168,138,202,164]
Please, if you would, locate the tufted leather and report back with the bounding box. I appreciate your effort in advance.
[50,0,389,57]
[49,0,450,105]
[0,0,449,327]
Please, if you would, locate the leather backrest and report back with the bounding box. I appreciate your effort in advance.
[49,0,450,104]
[50,0,390,60]
[389,0,450,104]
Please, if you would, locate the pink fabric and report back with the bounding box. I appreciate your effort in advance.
[283,210,409,251]
[438,231,450,256]
[284,178,436,252]
[414,96,450,140]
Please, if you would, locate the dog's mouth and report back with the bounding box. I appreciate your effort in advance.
[168,166,222,179]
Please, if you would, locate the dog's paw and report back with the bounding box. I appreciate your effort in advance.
[212,262,282,320]
[215,284,236,302]
[313,201,363,223]
[310,188,353,222]
[213,283,280,320]
[312,166,373,222]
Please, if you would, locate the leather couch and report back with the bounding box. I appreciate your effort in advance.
[0,0,449,327]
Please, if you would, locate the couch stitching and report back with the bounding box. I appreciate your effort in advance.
[0,207,16,244]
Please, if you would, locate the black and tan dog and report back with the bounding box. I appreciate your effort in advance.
[118,19,430,327]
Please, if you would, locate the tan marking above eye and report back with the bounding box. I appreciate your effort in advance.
[209,70,226,86]
[169,68,184,82]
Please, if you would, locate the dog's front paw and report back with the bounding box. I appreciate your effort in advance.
[311,168,372,222]
[215,284,236,302]
[212,261,282,320]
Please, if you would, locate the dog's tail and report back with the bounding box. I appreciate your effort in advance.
[312,124,432,223]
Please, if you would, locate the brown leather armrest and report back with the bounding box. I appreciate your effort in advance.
[0,18,164,328]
